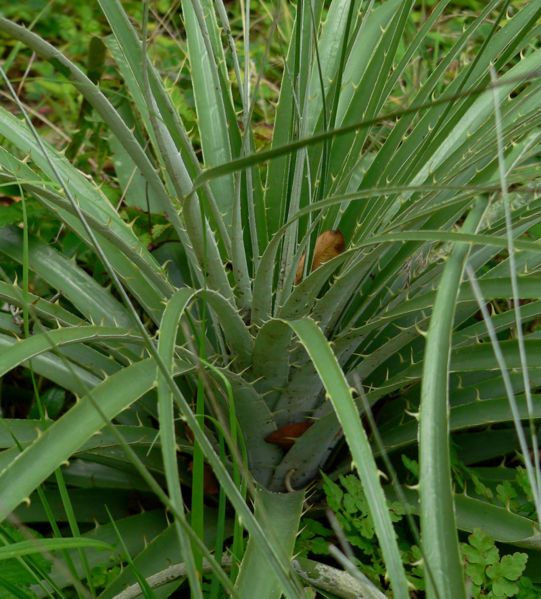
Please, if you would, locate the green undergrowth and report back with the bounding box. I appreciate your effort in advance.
[297,464,540,597]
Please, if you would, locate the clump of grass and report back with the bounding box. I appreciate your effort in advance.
[0,1,540,597]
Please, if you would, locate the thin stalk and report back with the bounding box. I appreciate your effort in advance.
[209,434,227,599]
[489,63,541,516]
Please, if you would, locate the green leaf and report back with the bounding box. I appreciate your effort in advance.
[463,529,499,567]
[181,0,238,228]
[419,200,487,599]
[287,318,409,598]
[0,359,166,521]
[0,227,133,328]
[487,553,528,595]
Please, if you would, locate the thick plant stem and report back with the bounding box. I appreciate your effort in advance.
[235,487,305,599]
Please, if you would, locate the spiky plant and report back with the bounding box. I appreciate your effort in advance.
[1,1,541,597]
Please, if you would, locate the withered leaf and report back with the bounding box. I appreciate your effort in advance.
[265,421,314,450]
[295,229,345,284]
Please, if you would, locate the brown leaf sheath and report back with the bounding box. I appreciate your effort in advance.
[295,252,307,285]
[295,230,345,284]
[265,421,314,450]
